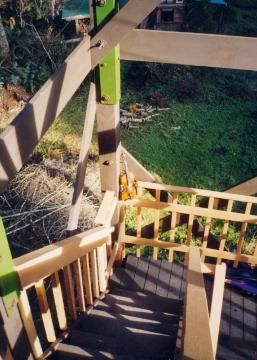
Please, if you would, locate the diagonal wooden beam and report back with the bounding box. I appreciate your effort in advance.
[0,0,161,192]
[90,0,161,68]
[121,29,257,71]
[67,82,96,233]
[0,37,92,192]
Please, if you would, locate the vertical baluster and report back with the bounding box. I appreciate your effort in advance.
[82,254,93,305]
[169,193,178,262]
[63,265,77,320]
[73,259,86,313]
[97,245,107,293]
[201,196,214,262]
[120,205,127,260]
[136,206,142,257]
[35,279,56,343]
[234,202,252,268]
[153,190,160,260]
[51,272,67,330]
[90,249,100,298]
[18,290,43,359]
[217,199,233,265]
[185,194,196,264]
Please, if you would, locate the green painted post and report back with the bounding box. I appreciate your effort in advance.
[95,0,120,104]
[0,218,20,317]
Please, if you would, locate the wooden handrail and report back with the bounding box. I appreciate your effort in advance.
[14,226,113,289]
[138,181,257,204]
[129,199,257,224]
[183,246,214,360]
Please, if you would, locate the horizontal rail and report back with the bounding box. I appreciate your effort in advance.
[183,246,214,360]
[14,226,113,289]
[121,30,257,72]
[138,181,257,204]
[131,199,257,224]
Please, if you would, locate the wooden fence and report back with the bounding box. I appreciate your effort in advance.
[120,181,257,267]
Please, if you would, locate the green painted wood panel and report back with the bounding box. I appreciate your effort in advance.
[95,0,120,104]
[0,218,20,317]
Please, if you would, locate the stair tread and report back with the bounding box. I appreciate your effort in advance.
[76,308,179,336]
[55,342,173,360]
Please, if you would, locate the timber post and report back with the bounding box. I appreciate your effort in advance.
[95,0,121,249]
[0,218,33,360]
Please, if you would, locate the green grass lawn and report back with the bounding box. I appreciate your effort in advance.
[121,99,257,191]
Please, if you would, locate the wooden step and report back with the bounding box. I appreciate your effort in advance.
[76,308,179,336]
[67,329,176,359]
[105,287,183,315]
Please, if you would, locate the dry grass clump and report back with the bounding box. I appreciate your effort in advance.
[0,159,101,257]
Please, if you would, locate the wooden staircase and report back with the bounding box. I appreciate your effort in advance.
[53,256,183,360]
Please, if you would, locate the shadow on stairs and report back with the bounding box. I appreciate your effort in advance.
[52,255,183,359]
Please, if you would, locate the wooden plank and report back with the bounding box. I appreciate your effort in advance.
[153,190,160,260]
[51,272,67,331]
[183,246,214,360]
[201,197,215,262]
[0,296,33,360]
[133,257,149,291]
[169,193,178,262]
[137,181,257,205]
[230,289,244,341]
[14,226,112,289]
[96,103,121,198]
[168,262,183,300]
[90,250,100,299]
[18,290,43,359]
[73,259,86,313]
[233,202,252,268]
[210,263,226,356]
[97,245,107,293]
[122,235,188,252]
[35,280,56,343]
[243,296,257,343]
[82,253,93,305]
[121,146,155,182]
[63,265,77,320]
[67,82,96,232]
[185,194,196,264]
[121,29,257,72]
[217,200,233,264]
[136,206,142,258]
[0,325,13,360]
[94,191,116,226]
[144,258,161,295]
[156,259,172,298]
[226,176,257,196]
[90,0,162,69]
[0,37,91,191]
[130,199,257,224]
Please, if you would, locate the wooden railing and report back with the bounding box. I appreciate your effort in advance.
[182,246,226,360]
[121,181,257,267]
[13,225,114,359]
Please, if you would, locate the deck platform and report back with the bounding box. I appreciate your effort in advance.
[53,254,257,359]
[111,255,257,360]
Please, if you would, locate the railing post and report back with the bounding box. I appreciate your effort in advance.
[0,218,34,359]
[95,0,121,259]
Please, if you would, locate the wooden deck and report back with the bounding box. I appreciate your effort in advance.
[111,255,257,360]
[52,254,257,359]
